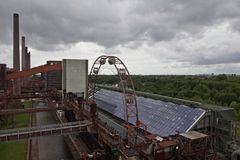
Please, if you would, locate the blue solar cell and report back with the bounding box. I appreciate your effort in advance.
[95,89,205,137]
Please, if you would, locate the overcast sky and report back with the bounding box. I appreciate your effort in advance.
[1,0,240,75]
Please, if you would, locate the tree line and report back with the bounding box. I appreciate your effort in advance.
[96,74,240,119]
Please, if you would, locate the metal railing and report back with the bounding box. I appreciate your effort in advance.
[0,120,91,142]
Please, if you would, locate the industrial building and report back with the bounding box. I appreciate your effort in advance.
[0,13,240,160]
[1,53,239,159]
[45,60,62,90]
[62,59,88,96]
[94,88,238,159]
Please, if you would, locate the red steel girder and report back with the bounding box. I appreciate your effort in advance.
[6,63,62,80]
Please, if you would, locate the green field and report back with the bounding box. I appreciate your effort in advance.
[0,140,27,160]
[0,100,32,160]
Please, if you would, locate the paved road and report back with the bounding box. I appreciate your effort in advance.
[34,100,73,160]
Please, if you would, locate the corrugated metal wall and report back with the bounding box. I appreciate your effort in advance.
[46,61,62,90]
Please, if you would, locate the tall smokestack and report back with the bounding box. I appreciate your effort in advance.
[13,13,20,71]
[28,51,31,69]
[21,36,26,86]
[21,36,25,71]
[25,47,31,70]
[25,47,28,69]
[13,13,20,95]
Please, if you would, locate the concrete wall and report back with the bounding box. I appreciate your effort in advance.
[62,59,88,98]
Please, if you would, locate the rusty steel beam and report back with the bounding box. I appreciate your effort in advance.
[5,63,62,80]
[0,106,68,115]
[0,93,55,100]
[21,89,47,93]
[64,100,91,119]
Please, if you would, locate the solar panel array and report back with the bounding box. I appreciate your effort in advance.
[95,89,205,137]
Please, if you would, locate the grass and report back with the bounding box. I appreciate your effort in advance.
[0,100,32,160]
[14,100,31,127]
[13,113,30,128]
[0,140,27,160]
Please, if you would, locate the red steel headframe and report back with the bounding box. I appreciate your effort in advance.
[87,55,147,146]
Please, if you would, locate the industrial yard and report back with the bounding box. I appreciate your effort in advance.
[1,4,240,160]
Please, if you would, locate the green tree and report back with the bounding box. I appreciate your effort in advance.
[230,101,240,121]
[214,92,237,105]
[216,74,227,81]
[193,84,210,100]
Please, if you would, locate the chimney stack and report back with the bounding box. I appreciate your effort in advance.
[13,13,20,71]
[21,36,25,71]
[13,13,20,95]
[28,51,31,69]
[25,47,31,70]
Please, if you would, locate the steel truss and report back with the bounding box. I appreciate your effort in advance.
[87,55,147,146]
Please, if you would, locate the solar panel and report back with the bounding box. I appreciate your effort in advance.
[95,89,206,137]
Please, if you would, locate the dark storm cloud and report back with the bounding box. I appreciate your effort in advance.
[0,0,240,71]
[0,0,240,57]
[195,52,240,65]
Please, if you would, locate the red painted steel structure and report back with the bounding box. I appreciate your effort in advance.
[88,55,147,146]
[5,63,62,80]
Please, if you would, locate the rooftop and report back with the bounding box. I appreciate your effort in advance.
[180,131,208,140]
[95,89,206,137]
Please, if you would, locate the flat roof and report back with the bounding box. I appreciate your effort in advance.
[179,131,208,140]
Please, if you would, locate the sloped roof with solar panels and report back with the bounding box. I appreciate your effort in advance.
[95,89,206,137]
